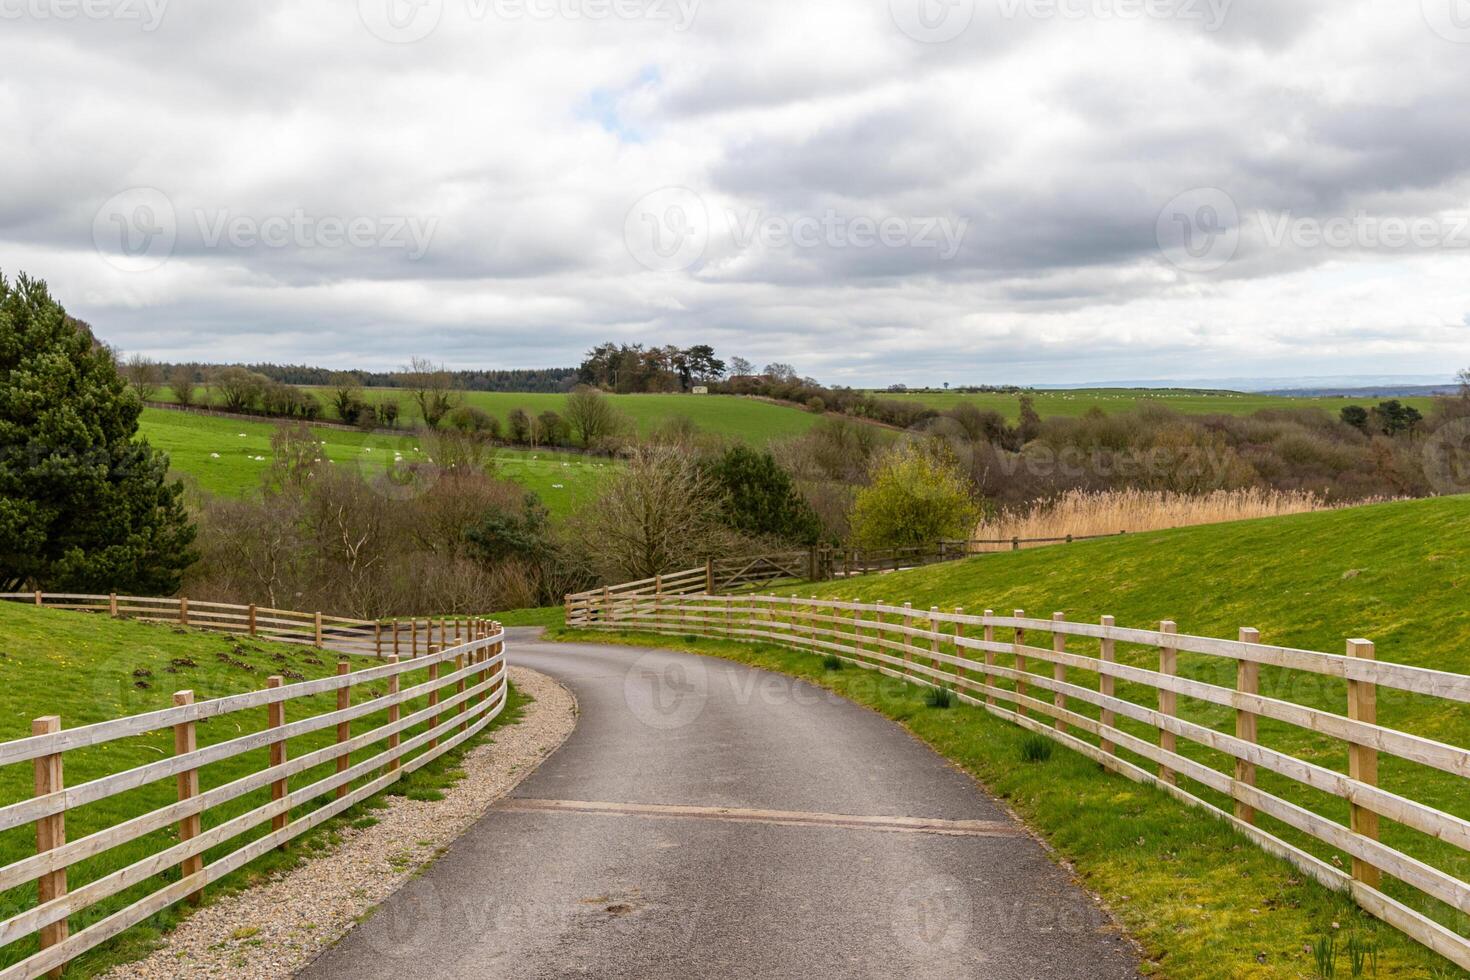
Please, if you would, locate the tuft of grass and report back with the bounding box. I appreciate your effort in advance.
[923,685,952,708]
[1019,734,1053,762]
[822,654,844,671]
[1314,933,1338,978]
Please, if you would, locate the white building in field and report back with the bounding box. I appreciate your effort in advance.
[691,386,709,395]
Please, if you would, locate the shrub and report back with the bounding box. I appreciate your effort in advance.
[849,442,981,550]
[448,405,494,434]
[703,445,823,545]
[822,654,843,671]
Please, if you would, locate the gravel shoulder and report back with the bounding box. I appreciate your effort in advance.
[100,666,577,980]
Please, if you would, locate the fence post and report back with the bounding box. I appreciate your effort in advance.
[427,649,441,750]
[705,559,715,594]
[1099,616,1116,756]
[248,603,257,636]
[374,622,383,658]
[457,653,468,734]
[387,657,401,773]
[1235,628,1261,824]
[952,607,964,690]
[1052,612,1067,733]
[411,619,418,658]
[314,611,323,648]
[171,691,204,904]
[1013,610,1027,718]
[601,586,611,625]
[34,589,43,606]
[1157,621,1178,786]
[267,676,288,847]
[983,610,996,707]
[902,603,914,676]
[179,596,189,626]
[392,619,400,658]
[1347,638,1381,889]
[336,662,351,800]
[928,606,942,675]
[33,715,67,979]
[109,593,119,618]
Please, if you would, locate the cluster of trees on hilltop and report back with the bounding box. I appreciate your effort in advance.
[576,343,727,392]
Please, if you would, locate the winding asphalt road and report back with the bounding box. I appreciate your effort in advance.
[300,631,1140,979]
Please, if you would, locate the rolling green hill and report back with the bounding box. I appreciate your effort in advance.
[136,408,613,517]
[871,387,1439,421]
[156,388,825,444]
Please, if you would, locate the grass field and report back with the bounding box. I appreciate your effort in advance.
[560,495,1470,977]
[158,388,825,444]
[136,408,613,518]
[0,601,527,976]
[872,387,1440,421]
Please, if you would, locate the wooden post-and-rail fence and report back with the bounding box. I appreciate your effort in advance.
[564,585,1470,971]
[0,594,509,979]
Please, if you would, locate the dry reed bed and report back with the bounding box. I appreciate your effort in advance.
[973,489,1365,548]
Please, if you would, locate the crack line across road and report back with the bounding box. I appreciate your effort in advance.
[494,798,1028,838]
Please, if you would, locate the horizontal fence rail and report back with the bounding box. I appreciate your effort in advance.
[0,597,509,979]
[0,593,499,662]
[567,589,1470,970]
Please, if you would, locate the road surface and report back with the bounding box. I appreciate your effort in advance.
[300,630,1141,979]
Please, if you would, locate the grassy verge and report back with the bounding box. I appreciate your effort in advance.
[491,606,568,628]
[549,624,1464,978]
[0,602,527,976]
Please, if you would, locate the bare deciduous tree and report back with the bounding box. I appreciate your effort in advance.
[570,445,734,580]
[404,356,458,429]
[167,365,197,406]
[121,353,162,402]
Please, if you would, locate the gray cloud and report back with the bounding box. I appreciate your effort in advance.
[0,0,1467,385]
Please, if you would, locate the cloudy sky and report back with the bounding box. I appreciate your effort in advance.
[3,0,1469,386]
